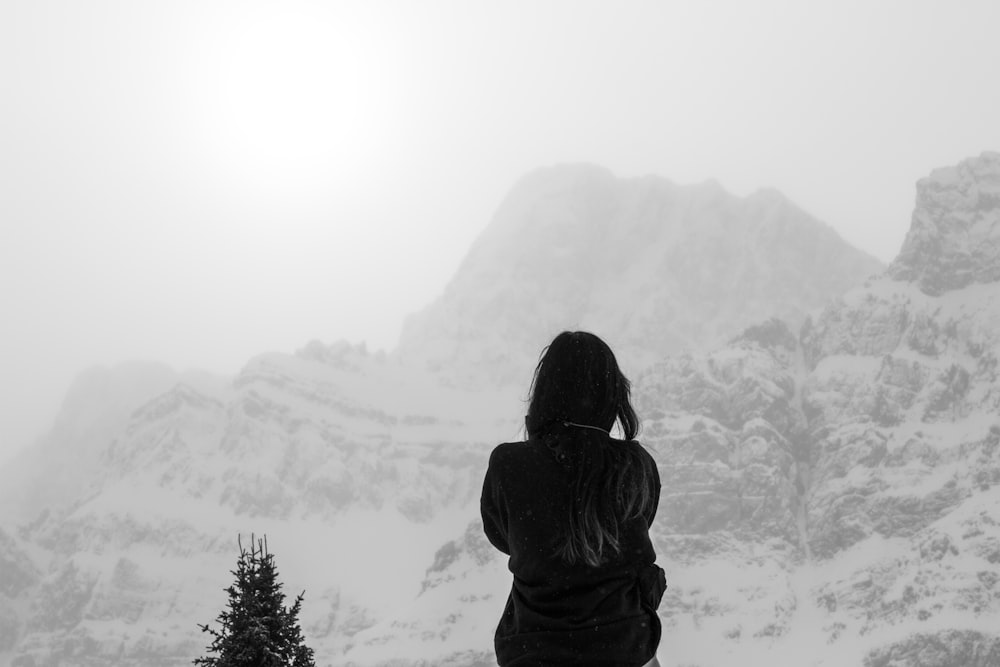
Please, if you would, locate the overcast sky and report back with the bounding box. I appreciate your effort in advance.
[2,0,999,465]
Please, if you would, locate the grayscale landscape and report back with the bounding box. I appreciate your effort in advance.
[3,2,999,666]
[2,152,1000,665]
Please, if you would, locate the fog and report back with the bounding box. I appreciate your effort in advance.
[2,0,999,465]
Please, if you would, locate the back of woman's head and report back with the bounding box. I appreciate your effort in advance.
[524,332,652,567]
[525,331,638,440]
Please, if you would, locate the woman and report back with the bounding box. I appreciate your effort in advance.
[481,331,665,666]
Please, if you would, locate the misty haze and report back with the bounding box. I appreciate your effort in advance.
[2,1,1000,666]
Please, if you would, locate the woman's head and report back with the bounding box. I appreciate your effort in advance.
[525,331,639,441]
[523,331,653,567]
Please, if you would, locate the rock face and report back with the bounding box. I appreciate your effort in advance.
[632,275,1000,663]
[636,318,807,548]
[0,528,38,653]
[3,155,1000,666]
[889,151,1000,295]
[396,164,882,386]
[863,630,1000,667]
[0,342,517,666]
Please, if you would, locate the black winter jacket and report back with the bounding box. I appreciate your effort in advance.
[481,438,665,666]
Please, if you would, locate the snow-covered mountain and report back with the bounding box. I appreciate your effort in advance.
[0,343,519,666]
[396,164,883,386]
[385,153,1000,665]
[0,363,229,525]
[6,154,999,666]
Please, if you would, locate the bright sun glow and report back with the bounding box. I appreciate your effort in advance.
[192,5,405,194]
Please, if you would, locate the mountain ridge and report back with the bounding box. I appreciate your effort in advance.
[396,162,883,386]
[8,155,1000,665]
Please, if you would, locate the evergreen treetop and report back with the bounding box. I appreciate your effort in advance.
[194,534,315,667]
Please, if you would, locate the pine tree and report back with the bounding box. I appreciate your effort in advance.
[194,535,316,667]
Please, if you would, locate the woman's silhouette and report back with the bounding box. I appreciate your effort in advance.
[481,331,665,666]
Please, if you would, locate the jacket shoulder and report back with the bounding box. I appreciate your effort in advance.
[628,438,656,460]
[626,440,660,476]
[489,440,530,466]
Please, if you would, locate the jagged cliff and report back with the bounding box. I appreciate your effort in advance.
[4,155,999,666]
[889,151,1000,295]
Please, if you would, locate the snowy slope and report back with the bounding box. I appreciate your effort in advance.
[2,341,525,666]
[5,155,1000,666]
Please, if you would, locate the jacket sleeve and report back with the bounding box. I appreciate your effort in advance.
[480,447,510,555]
[644,448,661,529]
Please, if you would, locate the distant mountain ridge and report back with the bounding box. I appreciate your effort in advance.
[390,152,1000,665]
[9,156,999,666]
[396,164,883,385]
[0,362,230,524]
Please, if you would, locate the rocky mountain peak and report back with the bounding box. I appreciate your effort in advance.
[888,151,1000,295]
[396,164,883,386]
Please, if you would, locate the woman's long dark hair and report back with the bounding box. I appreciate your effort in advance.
[525,331,655,567]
